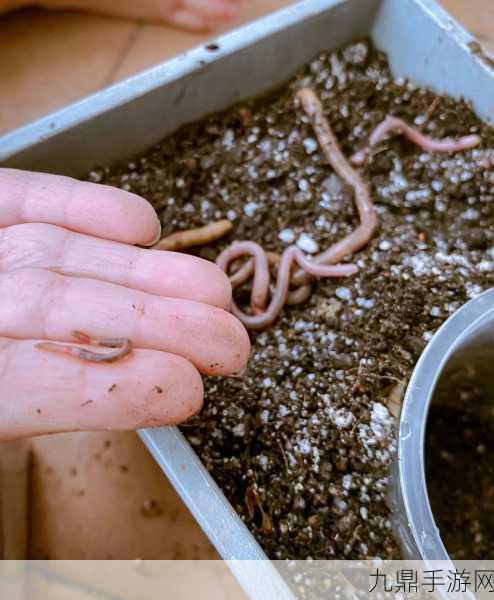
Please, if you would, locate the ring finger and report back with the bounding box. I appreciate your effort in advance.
[0,268,250,376]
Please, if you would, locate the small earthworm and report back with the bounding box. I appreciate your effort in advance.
[218,243,357,330]
[36,331,133,363]
[351,115,481,166]
[153,219,233,251]
[286,283,312,306]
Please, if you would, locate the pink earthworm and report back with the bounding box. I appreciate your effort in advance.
[216,241,271,314]
[154,219,233,251]
[290,88,378,288]
[227,87,378,311]
[36,331,133,363]
[229,251,280,289]
[229,252,313,306]
[217,88,376,329]
[286,284,313,305]
[219,244,357,330]
[351,115,481,166]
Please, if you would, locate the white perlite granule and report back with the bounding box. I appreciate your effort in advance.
[243,202,259,217]
[298,439,312,455]
[370,403,394,441]
[279,228,296,244]
[335,287,352,302]
[303,138,318,154]
[342,474,353,490]
[222,129,235,148]
[297,233,319,254]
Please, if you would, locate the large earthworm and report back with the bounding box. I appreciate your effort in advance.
[226,87,379,297]
[215,88,377,329]
[36,331,133,363]
[227,252,313,306]
[217,243,357,330]
[290,88,378,287]
[216,241,271,314]
[351,115,481,166]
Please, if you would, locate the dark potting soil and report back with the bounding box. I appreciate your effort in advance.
[92,40,494,559]
[427,369,494,560]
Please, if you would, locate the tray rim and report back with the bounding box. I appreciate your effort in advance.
[1,0,492,596]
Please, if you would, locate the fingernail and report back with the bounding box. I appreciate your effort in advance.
[230,366,247,378]
[171,9,208,31]
[205,4,238,23]
[142,223,162,247]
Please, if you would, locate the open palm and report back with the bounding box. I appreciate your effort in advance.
[0,168,250,440]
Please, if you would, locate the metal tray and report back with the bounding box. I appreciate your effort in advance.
[1,0,493,598]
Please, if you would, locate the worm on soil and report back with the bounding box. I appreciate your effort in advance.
[153,219,233,251]
[351,115,481,166]
[217,242,357,331]
[215,87,376,330]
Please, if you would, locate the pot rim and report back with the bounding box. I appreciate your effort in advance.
[398,287,494,563]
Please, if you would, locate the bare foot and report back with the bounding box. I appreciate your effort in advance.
[1,0,242,31]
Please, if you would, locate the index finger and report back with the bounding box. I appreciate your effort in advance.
[0,168,161,246]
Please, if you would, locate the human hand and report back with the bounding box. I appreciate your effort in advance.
[0,168,250,440]
[1,0,243,31]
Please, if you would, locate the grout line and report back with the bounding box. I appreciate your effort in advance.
[103,21,143,88]
[474,32,494,53]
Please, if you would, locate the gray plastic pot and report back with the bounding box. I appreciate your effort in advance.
[395,289,494,569]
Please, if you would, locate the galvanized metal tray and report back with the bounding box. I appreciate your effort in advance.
[2,0,493,598]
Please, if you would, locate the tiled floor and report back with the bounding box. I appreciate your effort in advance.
[0,1,294,134]
[0,0,492,134]
[1,0,493,561]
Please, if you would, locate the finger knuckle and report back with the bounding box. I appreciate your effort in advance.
[0,223,59,271]
[0,268,49,333]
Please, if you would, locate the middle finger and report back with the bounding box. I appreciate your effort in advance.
[0,222,231,309]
